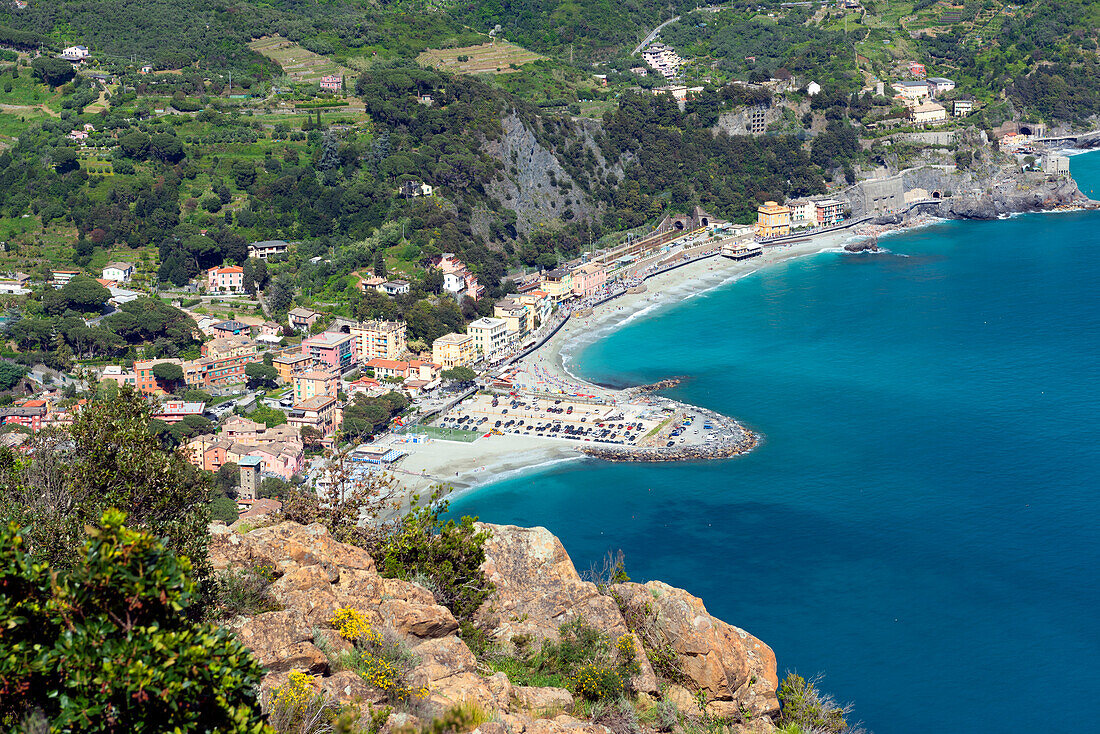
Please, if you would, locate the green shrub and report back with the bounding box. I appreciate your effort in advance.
[373,498,493,624]
[210,495,240,523]
[487,619,638,702]
[210,565,282,620]
[777,673,860,734]
[0,509,267,731]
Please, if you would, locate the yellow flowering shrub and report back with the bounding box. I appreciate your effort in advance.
[270,670,325,730]
[329,607,380,643]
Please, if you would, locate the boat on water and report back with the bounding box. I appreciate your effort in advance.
[720,242,763,260]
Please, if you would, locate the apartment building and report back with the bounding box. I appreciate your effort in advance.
[301,331,357,374]
[432,333,476,369]
[571,262,607,298]
[494,298,530,337]
[273,353,312,384]
[814,199,845,226]
[206,266,245,292]
[293,370,339,403]
[198,336,261,386]
[349,320,407,362]
[467,317,510,358]
[540,268,574,303]
[288,395,341,440]
[755,201,791,238]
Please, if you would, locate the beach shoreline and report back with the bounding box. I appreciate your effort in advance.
[381,220,926,500]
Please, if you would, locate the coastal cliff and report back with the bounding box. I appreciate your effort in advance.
[924,175,1090,220]
[210,520,780,734]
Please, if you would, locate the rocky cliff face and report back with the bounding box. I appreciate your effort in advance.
[926,175,1090,219]
[479,114,605,238]
[210,521,780,734]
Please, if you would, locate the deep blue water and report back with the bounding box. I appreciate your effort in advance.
[453,152,1100,734]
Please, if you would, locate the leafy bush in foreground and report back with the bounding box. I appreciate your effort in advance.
[0,509,267,732]
[778,673,864,734]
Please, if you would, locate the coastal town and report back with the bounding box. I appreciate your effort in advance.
[0,124,1090,522]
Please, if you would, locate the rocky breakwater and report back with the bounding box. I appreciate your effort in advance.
[210,520,780,733]
[581,410,758,463]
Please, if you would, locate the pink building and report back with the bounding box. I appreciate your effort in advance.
[301,331,357,374]
[571,262,607,298]
[206,265,244,292]
[814,199,844,226]
[320,74,342,92]
[432,253,485,300]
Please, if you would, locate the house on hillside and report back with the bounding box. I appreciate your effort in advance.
[206,265,244,292]
[62,46,90,62]
[399,181,433,198]
[432,253,484,300]
[248,240,289,260]
[51,270,80,286]
[320,75,343,92]
[288,307,322,331]
[379,280,410,296]
[926,77,955,97]
[102,262,134,282]
[909,101,947,126]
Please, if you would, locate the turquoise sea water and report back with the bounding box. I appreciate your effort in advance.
[453,152,1100,733]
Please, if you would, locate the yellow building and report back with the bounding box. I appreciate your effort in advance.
[539,268,574,303]
[494,298,530,337]
[909,101,947,126]
[349,320,407,363]
[432,333,477,369]
[755,201,791,238]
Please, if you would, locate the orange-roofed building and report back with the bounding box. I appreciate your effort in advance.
[207,265,245,292]
[754,201,791,238]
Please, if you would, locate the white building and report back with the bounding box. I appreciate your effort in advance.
[894,81,930,103]
[953,100,974,117]
[926,77,955,96]
[786,200,816,227]
[467,317,510,358]
[102,261,135,282]
[248,240,289,260]
[641,43,683,80]
[806,81,821,96]
[62,46,90,62]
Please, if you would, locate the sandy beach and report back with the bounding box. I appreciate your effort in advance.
[379,219,932,500]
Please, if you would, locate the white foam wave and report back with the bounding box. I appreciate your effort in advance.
[449,454,590,497]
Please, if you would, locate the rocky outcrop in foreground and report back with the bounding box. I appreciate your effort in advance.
[210,521,779,734]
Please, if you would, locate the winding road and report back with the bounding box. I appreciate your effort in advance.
[632,16,680,55]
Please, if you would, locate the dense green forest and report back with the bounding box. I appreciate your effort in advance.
[661,8,862,89]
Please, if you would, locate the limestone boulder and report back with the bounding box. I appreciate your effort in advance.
[511,685,574,714]
[664,684,702,718]
[313,627,354,659]
[333,567,386,610]
[612,581,778,716]
[524,715,610,734]
[411,636,478,683]
[475,524,627,646]
[319,670,388,707]
[230,521,377,575]
[230,610,313,668]
[380,598,459,640]
[383,577,438,606]
[427,671,512,713]
[624,632,658,695]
